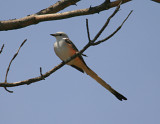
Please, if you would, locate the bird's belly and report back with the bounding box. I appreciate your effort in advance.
[54,41,75,64]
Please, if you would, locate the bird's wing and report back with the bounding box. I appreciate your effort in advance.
[64,38,89,73]
[64,38,79,51]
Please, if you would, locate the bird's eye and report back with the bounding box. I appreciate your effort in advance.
[59,34,62,36]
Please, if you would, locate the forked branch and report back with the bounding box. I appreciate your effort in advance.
[3,39,27,93]
[93,10,133,45]
[4,39,27,83]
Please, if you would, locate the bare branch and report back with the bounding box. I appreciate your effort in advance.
[0,4,132,90]
[40,67,45,80]
[0,44,4,54]
[0,44,13,92]
[5,39,27,83]
[4,87,13,93]
[3,39,27,93]
[86,19,91,43]
[93,10,133,45]
[92,1,121,42]
[0,61,66,87]
[0,0,131,31]
[151,0,160,3]
[36,0,81,15]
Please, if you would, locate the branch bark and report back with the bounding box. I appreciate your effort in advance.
[36,0,81,15]
[0,0,131,31]
[0,3,132,91]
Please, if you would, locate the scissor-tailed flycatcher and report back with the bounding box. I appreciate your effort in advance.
[50,32,127,101]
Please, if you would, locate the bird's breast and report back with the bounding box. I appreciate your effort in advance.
[54,40,75,61]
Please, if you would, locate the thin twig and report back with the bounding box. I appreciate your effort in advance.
[40,67,45,80]
[0,44,12,92]
[92,1,122,42]
[36,0,80,15]
[93,10,133,45]
[0,44,4,54]
[4,87,13,93]
[5,39,27,83]
[86,19,91,43]
[4,39,27,93]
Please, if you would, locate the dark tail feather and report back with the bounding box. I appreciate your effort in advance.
[83,66,127,101]
[112,90,127,101]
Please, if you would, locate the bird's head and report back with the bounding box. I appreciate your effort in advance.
[50,32,69,41]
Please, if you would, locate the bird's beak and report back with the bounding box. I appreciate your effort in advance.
[50,34,56,37]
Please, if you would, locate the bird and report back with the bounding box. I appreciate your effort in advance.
[50,32,127,101]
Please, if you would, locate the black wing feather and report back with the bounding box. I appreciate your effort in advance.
[64,38,90,72]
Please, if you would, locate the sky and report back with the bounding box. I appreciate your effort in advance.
[0,0,160,124]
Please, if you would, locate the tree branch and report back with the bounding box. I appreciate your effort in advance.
[3,39,27,93]
[40,67,45,80]
[92,1,121,42]
[0,3,132,89]
[36,0,81,15]
[0,44,4,54]
[0,0,131,31]
[4,39,27,83]
[93,10,133,45]
[86,19,91,43]
[151,0,160,3]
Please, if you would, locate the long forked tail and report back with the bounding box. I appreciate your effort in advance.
[83,66,127,101]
